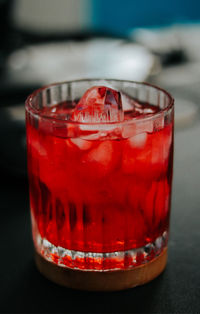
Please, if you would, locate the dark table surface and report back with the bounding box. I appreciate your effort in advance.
[0,68,200,313]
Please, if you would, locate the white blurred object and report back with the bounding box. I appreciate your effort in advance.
[12,0,90,33]
[153,62,200,87]
[131,23,200,62]
[7,39,155,84]
[168,24,200,62]
[131,27,181,55]
[175,98,199,129]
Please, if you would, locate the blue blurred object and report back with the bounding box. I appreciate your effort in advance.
[91,0,200,35]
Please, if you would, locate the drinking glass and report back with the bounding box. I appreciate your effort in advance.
[26,79,174,291]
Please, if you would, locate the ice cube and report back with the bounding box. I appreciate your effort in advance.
[67,138,92,150]
[30,129,47,157]
[121,93,137,112]
[128,133,147,148]
[122,118,154,138]
[83,141,113,166]
[122,125,172,179]
[81,141,117,178]
[72,86,124,123]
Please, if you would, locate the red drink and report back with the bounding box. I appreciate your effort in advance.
[26,80,174,273]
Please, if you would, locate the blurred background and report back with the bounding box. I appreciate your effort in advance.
[1,1,200,312]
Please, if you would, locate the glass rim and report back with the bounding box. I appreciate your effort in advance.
[25,78,174,127]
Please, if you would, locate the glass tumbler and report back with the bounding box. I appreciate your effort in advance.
[25,79,174,291]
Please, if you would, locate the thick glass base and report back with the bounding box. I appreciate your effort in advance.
[34,231,168,271]
[35,248,167,291]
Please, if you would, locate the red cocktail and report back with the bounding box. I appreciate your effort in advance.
[26,80,174,290]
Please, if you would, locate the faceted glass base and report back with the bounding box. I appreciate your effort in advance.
[34,231,168,271]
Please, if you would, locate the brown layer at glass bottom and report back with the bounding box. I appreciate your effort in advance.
[35,247,167,291]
